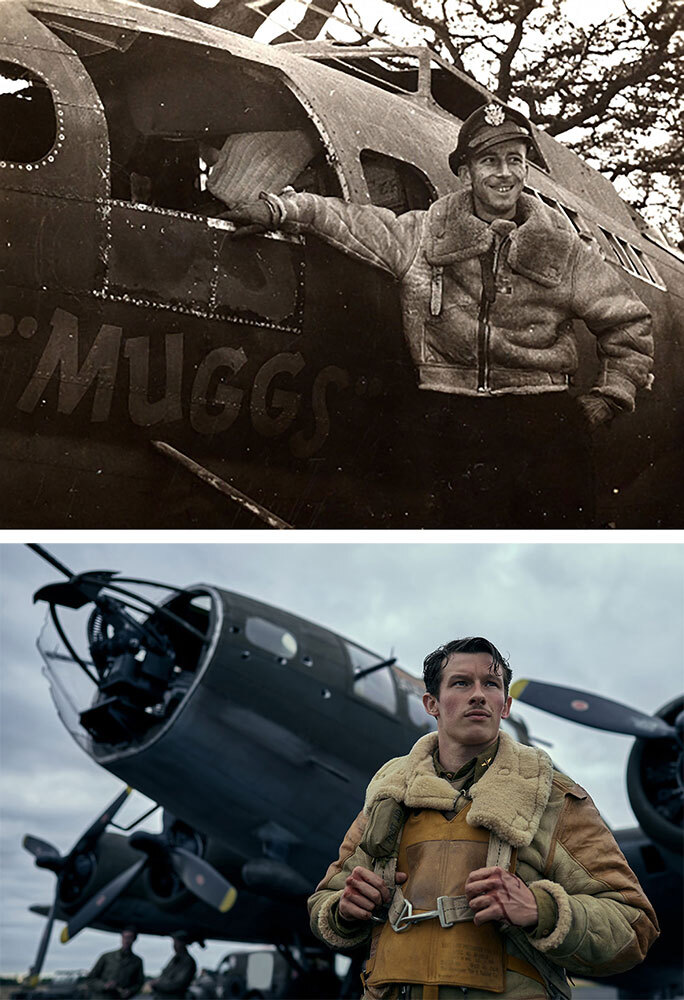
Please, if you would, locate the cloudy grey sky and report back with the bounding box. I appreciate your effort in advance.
[1,540,682,978]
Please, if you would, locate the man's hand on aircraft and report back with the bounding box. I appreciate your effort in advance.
[576,393,618,430]
[219,200,274,238]
[465,866,539,928]
[338,865,408,921]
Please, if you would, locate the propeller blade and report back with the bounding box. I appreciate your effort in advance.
[27,899,57,985]
[511,679,677,738]
[170,847,237,913]
[33,567,117,609]
[23,835,60,862]
[72,786,132,855]
[61,857,147,943]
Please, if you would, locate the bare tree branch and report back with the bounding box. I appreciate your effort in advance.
[374,0,682,234]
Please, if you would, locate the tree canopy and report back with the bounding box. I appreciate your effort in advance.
[334,0,683,241]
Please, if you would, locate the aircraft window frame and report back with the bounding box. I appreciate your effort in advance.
[556,204,583,236]
[629,245,664,287]
[245,616,298,662]
[537,192,560,212]
[524,187,592,240]
[597,226,665,289]
[345,641,398,716]
[616,234,647,277]
[598,226,631,268]
[616,234,664,287]
[0,60,60,169]
[63,29,344,216]
[360,148,437,215]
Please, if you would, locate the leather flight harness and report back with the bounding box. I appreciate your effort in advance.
[363,800,568,999]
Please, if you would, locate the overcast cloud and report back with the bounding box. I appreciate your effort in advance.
[1,541,682,977]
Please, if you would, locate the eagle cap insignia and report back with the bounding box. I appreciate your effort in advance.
[484,104,506,127]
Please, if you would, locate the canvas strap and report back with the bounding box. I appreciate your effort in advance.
[378,832,513,932]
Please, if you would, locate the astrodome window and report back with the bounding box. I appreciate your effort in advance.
[246,616,298,661]
[0,61,57,163]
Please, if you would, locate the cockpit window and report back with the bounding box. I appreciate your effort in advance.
[246,617,298,660]
[361,150,436,214]
[47,32,342,212]
[0,61,56,163]
[346,642,397,714]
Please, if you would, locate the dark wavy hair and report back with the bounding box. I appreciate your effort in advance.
[423,637,512,699]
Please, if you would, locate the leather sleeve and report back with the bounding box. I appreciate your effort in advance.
[570,241,654,411]
[529,788,660,976]
[280,192,424,279]
[307,809,373,950]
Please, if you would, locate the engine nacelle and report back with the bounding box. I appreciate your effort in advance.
[627,696,683,855]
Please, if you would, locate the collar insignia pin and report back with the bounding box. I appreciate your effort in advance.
[484,104,506,127]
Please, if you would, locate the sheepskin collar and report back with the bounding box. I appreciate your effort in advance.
[364,730,553,848]
[425,190,576,288]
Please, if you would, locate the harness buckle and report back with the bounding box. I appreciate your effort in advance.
[389,895,466,932]
[390,897,415,933]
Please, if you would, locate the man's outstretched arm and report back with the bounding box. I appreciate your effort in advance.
[221,192,424,280]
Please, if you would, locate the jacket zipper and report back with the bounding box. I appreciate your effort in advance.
[477,236,509,392]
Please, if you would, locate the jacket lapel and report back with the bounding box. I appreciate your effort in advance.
[364,731,554,848]
[426,191,576,288]
[468,731,554,846]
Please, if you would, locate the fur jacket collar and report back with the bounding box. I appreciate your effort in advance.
[425,190,576,288]
[364,730,554,848]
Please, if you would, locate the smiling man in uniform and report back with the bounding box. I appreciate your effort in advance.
[307,637,659,999]
[221,103,653,529]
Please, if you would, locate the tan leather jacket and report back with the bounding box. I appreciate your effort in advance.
[307,732,659,1000]
[280,190,653,410]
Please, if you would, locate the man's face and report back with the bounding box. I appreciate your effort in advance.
[423,652,511,748]
[121,930,136,952]
[459,140,529,221]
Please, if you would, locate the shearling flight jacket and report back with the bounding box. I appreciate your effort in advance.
[307,732,659,1000]
[280,190,653,409]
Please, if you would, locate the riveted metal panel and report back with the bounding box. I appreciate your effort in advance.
[0,190,101,291]
[214,227,304,328]
[107,204,213,305]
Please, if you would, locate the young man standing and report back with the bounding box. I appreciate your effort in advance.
[308,638,659,999]
[81,927,144,999]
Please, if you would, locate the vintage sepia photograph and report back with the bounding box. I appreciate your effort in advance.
[1,0,681,529]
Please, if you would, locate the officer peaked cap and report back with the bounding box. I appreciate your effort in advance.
[449,103,542,172]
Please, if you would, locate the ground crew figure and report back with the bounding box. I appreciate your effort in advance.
[220,104,654,529]
[82,927,145,999]
[307,637,659,999]
[148,931,197,998]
